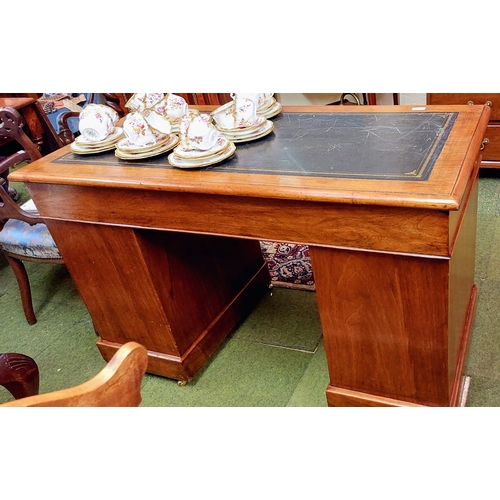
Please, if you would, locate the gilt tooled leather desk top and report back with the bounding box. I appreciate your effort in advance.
[52,111,457,182]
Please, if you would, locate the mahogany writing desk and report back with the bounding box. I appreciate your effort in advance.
[9,105,490,407]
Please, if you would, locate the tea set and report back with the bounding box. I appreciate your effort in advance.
[70,93,282,168]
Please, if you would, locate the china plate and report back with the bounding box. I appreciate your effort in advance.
[115,135,179,160]
[258,101,282,119]
[168,142,236,169]
[75,127,124,147]
[70,142,119,155]
[257,97,276,113]
[218,120,274,143]
[173,136,230,160]
[116,133,172,153]
[214,115,266,134]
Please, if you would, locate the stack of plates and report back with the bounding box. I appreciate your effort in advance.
[70,127,124,155]
[168,136,236,169]
[258,98,282,119]
[216,118,274,143]
[115,134,179,160]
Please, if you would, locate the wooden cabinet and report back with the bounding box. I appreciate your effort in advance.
[427,93,499,167]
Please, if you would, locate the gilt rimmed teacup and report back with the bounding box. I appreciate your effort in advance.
[78,104,119,142]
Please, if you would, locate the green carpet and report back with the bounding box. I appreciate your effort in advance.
[2,170,500,406]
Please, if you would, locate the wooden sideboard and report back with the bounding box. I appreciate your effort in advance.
[427,94,499,168]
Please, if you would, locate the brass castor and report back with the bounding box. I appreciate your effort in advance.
[177,380,187,387]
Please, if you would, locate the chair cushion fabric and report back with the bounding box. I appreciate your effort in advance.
[0,218,60,259]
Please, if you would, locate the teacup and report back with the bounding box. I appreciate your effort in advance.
[231,93,274,111]
[179,112,220,151]
[123,112,157,146]
[79,104,119,142]
[152,93,189,127]
[258,93,275,110]
[125,93,146,112]
[229,94,262,128]
[125,93,164,113]
[143,109,172,135]
[211,101,238,130]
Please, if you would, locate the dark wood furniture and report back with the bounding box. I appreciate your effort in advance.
[0,97,63,155]
[0,353,39,399]
[0,105,42,199]
[0,108,63,325]
[2,342,147,407]
[9,104,490,407]
[427,94,499,168]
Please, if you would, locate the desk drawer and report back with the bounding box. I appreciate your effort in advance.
[428,93,500,121]
[482,124,500,161]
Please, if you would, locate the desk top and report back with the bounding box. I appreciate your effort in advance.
[10,105,491,210]
[0,97,36,110]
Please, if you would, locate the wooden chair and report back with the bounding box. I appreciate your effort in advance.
[1,342,148,407]
[0,353,39,400]
[0,106,42,200]
[0,107,63,325]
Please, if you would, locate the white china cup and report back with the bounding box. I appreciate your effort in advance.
[155,93,189,127]
[179,113,220,151]
[123,112,157,146]
[125,93,146,112]
[211,101,238,130]
[78,104,119,142]
[230,93,262,128]
[258,93,275,110]
[143,109,172,135]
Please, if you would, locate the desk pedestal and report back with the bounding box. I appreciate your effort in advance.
[45,221,269,382]
[310,181,478,407]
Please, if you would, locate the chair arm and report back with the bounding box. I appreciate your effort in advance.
[57,111,80,144]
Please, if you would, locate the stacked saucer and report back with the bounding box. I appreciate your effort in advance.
[115,133,179,160]
[168,136,236,169]
[70,127,124,155]
[216,117,274,143]
[258,97,282,119]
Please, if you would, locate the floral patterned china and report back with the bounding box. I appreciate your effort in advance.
[116,133,171,154]
[168,140,236,169]
[75,127,124,147]
[216,119,274,143]
[173,136,231,160]
[78,104,119,142]
[114,134,180,160]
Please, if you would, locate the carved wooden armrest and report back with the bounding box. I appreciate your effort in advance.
[57,110,80,145]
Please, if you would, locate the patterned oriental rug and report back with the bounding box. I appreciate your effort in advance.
[259,241,315,291]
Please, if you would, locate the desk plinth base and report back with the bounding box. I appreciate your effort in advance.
[43,220,270,383]
[95,262,270,382]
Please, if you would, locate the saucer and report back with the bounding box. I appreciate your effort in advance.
[218,120,274,143]
[70,141,119,155]
[116,133,172,153]
[168,141,236,169]
[115,135,179,160]
[258,101,282,119]
[258,97,276,113]
[75,127,124,147]
[214,115,266,134]
[173,136,230,160]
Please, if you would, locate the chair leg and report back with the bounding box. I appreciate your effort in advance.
[5,254,37,325]
[0,353,40,399]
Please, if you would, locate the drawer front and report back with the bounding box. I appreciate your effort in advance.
[481,125,500,161]
[428,93,500,121]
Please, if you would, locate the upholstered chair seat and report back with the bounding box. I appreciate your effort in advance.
[0,214,60,260]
